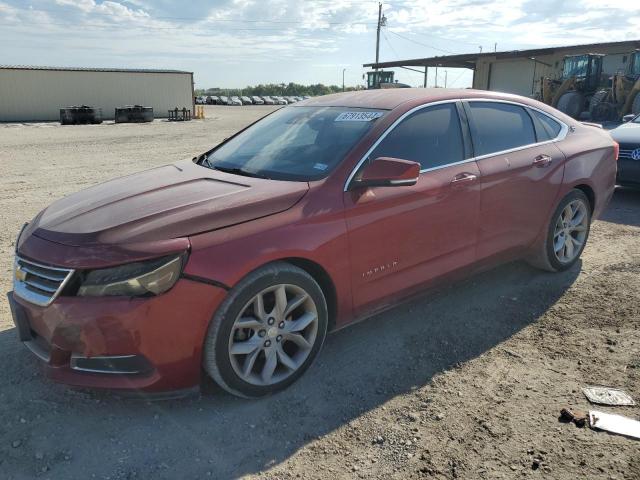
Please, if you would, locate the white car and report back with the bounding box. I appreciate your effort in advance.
[229,96,243,106]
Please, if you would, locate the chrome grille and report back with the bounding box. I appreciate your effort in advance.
[619,145,640,160]
[13,256,74,307]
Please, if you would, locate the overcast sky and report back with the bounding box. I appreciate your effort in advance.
[1,0,638,89]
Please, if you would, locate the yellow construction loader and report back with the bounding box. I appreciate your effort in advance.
[365,71,410,89]
[541,53,606,119]
[577,50,640,122]
[612,50,640,119]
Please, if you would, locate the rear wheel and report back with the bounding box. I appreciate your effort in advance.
[557,91,584,119]
[203,262,328,398]
[528,190,591,272]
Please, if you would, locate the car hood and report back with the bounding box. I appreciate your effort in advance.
[610,122,640,145]
[28,159,309,246]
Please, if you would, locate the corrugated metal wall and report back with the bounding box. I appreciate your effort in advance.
[0,69,193,122]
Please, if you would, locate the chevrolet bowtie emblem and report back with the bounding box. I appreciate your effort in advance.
[14,265,27,282]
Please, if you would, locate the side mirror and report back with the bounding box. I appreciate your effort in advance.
[622,114,636,123]
[350,157,420,189]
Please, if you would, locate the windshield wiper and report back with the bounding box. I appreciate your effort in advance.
[211,165,269,179]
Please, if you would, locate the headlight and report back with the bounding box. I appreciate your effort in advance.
[77,255,185,297]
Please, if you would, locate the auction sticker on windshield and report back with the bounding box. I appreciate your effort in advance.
[335,111,383,122]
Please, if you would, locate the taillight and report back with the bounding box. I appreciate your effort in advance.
[613,141,619,161]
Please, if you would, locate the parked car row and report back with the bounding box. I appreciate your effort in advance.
[195,95,310,106]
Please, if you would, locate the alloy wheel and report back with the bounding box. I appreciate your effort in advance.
[227,284,318,386]
[553,199,589,264]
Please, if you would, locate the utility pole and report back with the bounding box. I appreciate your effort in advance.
[435,64,438,87]
[342,68,346,92]
[494,42,497,52]
[479,46,483,53]
[375,3,386,69]
[445,70,448,88]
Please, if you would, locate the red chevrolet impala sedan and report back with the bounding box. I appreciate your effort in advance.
[8,89,617,398]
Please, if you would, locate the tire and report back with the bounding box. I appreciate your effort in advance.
[557,91,584,119]
[589,90,615,121]
[528,189,591,272]
[632,93,640,115]
[589,89,608,111]
[203,262,328,398]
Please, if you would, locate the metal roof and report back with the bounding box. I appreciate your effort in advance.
[364,39,640,70]
[0,65,192,74]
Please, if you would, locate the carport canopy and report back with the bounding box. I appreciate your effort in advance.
[363,52,480,70]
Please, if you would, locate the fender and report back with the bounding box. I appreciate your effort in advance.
[185,193,354,327]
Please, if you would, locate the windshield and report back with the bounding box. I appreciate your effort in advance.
[203,106,385,181]
[563,56,589,78]
[633,115,640,124]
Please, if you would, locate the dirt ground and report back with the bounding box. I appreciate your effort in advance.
[0,105,639,480]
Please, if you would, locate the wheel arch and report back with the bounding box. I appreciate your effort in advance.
[280,257,338,331]
[572,183,596,213]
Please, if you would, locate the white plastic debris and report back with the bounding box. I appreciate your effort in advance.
[582,386,635,406]
[589,411,640,440]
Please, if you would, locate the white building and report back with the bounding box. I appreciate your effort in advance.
[0,66,194,122]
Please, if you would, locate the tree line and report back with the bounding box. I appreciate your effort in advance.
[195,82,363,97]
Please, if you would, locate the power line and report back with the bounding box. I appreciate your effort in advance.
[386,30,457,55]
[395,24,481,48]
[448,69,469,87]
[381,30,400,60]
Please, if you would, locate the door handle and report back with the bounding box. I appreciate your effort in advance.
[450,172,478,185]
[533,154,553,167]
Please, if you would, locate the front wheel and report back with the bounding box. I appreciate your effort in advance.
[529,189,592,272]
[203,262,328,398]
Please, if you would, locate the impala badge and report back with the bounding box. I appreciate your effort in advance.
[362,261,399,279]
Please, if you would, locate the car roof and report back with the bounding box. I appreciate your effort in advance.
[296,88,548,111]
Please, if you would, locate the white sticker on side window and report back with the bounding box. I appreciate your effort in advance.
[335,111,383,122]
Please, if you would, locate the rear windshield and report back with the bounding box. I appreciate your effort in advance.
[203,106,385,181]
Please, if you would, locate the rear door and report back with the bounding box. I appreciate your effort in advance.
[463,101,566,260]
[343,102,481,316]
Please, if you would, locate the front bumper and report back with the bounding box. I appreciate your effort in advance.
[7,278,226,393]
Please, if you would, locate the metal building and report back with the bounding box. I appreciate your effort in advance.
[0,66,194,122]
[364,40,640,97]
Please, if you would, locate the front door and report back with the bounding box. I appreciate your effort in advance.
[343,102,481,317]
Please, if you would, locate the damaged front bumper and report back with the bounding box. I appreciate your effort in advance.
[7,277,226,394]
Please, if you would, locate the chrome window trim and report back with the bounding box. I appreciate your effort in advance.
[13,256,75,307]
[343,97,570,191]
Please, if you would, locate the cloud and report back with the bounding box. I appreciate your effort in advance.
[0,0,638,87]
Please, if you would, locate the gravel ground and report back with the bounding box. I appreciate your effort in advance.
[0,105,639,480]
